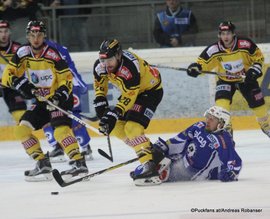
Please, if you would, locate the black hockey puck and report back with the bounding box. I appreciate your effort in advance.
[51,192,59,195]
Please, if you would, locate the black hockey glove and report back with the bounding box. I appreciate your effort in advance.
[245,64,262,83]
[187,63,202,78]
[99,109,119,135]
[12,77,37,99]
[218,168,238,182]
[93,96,109,119]
[47,86,69,110]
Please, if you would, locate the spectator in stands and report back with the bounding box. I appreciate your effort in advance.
[0,0,42,43]
[153,0,197,47]
[48,0,90,51]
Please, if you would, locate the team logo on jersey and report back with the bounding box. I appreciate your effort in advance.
[187,142,196,157]
[238,40,251,49]
[31,72,39,84]
[44,49,61,61]
[117,66,132,80]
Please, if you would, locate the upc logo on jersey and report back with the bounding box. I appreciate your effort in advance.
[221,59,244,73]
[29,69,54,87]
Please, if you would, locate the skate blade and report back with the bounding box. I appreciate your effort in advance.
[49,155,66,163]
[134,176,162,186]
[25,173,53,182]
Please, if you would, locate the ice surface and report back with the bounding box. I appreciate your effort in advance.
[0,130,269,219]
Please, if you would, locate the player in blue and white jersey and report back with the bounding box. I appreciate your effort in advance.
[131,106,242,186]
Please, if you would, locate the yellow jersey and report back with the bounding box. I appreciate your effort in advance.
[197,37,264,82]
[2,43,73,99]
[93,51,162,116]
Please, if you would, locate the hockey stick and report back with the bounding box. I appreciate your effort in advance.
[52,157,139,187]
[35,93,114,162]
[35,93,101,135]
[152,64,245,79]
[78,113,99,122]
[97,125,113,162]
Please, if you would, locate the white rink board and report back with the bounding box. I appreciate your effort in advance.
[1,44,270,126]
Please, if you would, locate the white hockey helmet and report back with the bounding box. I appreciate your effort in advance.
[204,106,231,132]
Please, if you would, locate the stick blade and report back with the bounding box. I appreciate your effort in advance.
[52,169,66,187]
[98,149,113,162]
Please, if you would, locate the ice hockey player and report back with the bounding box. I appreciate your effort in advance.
[131,106,242,185]
[186,21,270,138]
[93,39,164,184]
[2,20,88,181]
[43,39,93,162]
[0,20,25,124]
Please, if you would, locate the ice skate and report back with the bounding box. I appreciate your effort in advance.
[49,143,66,163]
[24,155,53,182]
[61,158,88,180]
[81,144,93,161]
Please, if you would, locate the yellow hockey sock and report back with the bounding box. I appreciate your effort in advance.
[54,125,82,160]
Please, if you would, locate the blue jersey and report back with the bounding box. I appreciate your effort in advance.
[157,8,191,38]
[161,122,242,181]
[45,40,88,94]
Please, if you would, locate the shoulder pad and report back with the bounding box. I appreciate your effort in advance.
[17,46,31,58]
[206,44,219,57]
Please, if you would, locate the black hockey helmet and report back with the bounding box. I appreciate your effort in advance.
[0,20,10,29]
[218,21,235,33]
[26,20,46,34]
[99,39,122,59]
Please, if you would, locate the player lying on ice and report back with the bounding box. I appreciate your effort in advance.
[131,106,242,186]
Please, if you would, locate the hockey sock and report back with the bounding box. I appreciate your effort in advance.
[14,125,44,160]
[54,125,82,160]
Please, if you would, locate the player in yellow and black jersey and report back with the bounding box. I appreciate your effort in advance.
[93,39,168,185]
[2,20,88,181]
[0,20,26,124]
[187,21,270,138]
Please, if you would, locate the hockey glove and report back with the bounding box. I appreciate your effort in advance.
[47,86,69,111]
[99,109,119,135]
[12,77,37,99]
[187,63,202,78]
[93,96,109,119]
[218,168,238,182]
[245,64,262,83]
